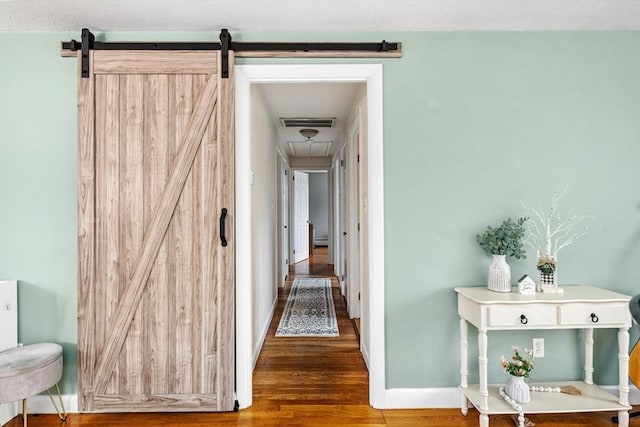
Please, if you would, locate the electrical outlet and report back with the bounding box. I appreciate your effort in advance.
[533,338,544,358]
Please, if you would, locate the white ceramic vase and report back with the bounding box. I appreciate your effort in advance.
[505,375,530,404]
[488,254,511,292]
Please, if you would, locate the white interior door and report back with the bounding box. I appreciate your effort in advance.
[347,116,361,319]
[293,170,309,263]
[281,162,290,284]
[339,148,348,296]
[332,156,342,293]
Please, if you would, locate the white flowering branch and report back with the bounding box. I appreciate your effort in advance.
[520,187,592,258]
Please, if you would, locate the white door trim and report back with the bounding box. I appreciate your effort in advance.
[278,153,290,287]
[333,152,345,295]
[234,64,386,408]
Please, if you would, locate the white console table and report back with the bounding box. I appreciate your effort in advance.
[455,285,632,427]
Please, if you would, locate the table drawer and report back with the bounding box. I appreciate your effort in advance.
[559,303,628,326]
[488,304,557,327]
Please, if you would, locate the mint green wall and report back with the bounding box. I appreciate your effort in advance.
[381,31,640,388]
[0,33,78,392]
[1,31,639,395]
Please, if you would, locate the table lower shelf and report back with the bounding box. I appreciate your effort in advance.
[461,381,630,415]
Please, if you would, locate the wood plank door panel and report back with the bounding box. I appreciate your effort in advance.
[77,50,235,412]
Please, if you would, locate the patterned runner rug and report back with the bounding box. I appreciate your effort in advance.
[276,277,339,337]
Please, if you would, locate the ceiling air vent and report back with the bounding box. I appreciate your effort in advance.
[280,117,336,128]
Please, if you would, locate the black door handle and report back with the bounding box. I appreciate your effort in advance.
[220,208,228,247]
[343,231,347,236]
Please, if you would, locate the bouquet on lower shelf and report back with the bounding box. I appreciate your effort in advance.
[500,345,534,378]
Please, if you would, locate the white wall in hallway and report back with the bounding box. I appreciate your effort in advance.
[250,85,279,365]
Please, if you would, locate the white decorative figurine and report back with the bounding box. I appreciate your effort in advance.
[517,275,536,295]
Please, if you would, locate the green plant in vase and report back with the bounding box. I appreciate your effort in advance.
[476,217,527,292]
[476,217,528,259]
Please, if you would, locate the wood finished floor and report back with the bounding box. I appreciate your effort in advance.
[9,248,640,426]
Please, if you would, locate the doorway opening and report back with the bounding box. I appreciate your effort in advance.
[291,170,329,266]
[235,64,386,409]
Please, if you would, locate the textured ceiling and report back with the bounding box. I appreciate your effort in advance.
[258,83,361,158]
[2,0,640,32]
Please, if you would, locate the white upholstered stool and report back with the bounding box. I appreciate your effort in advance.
[0,343,67,427]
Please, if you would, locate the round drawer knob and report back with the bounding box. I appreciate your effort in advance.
[520,314,528,325]
[590,313,599,323]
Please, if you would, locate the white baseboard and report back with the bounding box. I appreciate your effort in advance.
[602,384,640,405]
[1,402,18,426]
[252,296,278,369]
[7,385,637,417]
[382,387,462,409]
[15,394,78,415]
[361,342,370,371]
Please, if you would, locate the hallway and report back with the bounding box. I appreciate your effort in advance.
[253,247,369,411]
[286,246,338,280]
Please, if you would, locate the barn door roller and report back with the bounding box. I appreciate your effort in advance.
[80,28,94,78]
[220,29,231,79]
[61,28,401,78]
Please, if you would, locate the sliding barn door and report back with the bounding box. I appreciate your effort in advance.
[77,50,235,412]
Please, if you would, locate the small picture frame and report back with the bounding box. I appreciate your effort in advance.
[517,274,536,295]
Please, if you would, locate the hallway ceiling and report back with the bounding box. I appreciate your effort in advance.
[258,83,362,159]
[2,0,640,31]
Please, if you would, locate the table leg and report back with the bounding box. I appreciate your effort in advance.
[480,412,489,427]
[616,410,629,427]
[478,328,488,412]
[460,317,469,415]
[584,328,594,384]
[459,391,469,416]
[460,318,468,388]
[618,327,630,407]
